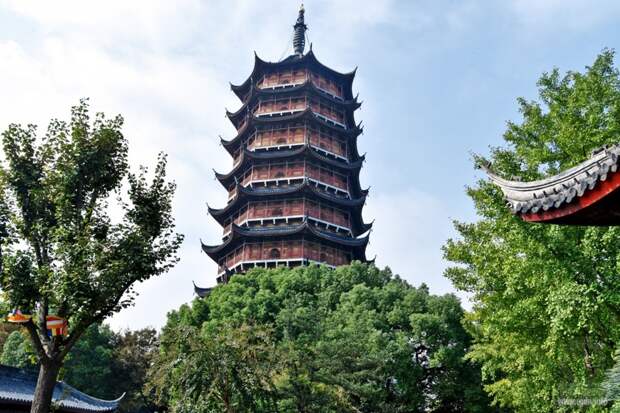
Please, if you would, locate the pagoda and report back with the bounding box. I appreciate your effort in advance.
[200,5,372,286]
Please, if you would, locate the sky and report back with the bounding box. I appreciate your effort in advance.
[1,0,620,330]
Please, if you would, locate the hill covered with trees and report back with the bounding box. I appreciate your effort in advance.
[149,263,496,413]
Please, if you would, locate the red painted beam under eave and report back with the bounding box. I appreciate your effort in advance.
[521,169,620,223]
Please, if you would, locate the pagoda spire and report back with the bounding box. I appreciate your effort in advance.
[293,4,307,55]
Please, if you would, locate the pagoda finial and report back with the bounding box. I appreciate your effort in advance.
[293,4,307,56]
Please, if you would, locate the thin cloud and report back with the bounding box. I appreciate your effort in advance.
[0,0,617,329]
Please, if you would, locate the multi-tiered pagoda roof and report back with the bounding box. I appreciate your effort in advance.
[199,5,372,288]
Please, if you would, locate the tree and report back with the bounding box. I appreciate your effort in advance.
[0,323,161,412]
[0,100,183,413]
[1,330,36,368]
[0,322,21,355]
[112,328,160,413]
[62,324,116,399]
[153,323,280,413]
[443,50,620,412]
[150,263,496,412]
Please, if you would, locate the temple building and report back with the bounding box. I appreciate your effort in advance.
[485,145,620,225]
[199,5,372,287]
[0,365,122,413]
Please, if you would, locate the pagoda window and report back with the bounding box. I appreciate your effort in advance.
[320,206,332,222]
[309,72,343,99]
[336,210,349,227]
[259,69,307,89]
[239,162,346,191]
[291,240,302,255]
[309,98,345,125]
[308,200,320,217]
[256,166,269,180]
[290,199,304,215]
[249,243,261,260]
[250,126,307,150]
[254,202,267,218]
[261,242,274,258]
[308,242,320,260]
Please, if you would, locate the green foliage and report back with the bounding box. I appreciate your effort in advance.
[62,326,160,412]
[61,324,116,399]
[0,99,183,410]
[153,323,279,413]
[150,263,496,413]
[0,323,157,411]
[443,50,620,412]
[0,322,20,352]
[1,330,36,368]
[111,327,160,413]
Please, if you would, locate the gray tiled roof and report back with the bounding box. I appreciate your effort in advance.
[0,365,123,412]
[484,145,620,214]
[214,145,364,185]
[193,281,213,298]
[201,219,369,257]
[226,81,361,125]
[230,50,357,101]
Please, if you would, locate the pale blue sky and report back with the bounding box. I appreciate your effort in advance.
[0,0,619,329]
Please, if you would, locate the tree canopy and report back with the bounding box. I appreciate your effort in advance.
[149,263,496,413]
[0,99,183,412]
[0,322,159,413]
[443,50,620,412]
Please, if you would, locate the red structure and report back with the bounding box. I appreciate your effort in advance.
[486,145,620,225]
[199,6,372,287]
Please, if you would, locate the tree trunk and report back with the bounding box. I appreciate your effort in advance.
[30,360,61,413]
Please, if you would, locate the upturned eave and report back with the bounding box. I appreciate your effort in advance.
[484,145,620,224]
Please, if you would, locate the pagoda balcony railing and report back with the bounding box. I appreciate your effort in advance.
[243,142,347,163]
[253,107,347,130]
[258,81,343,101]
[223,215,352,238]
[228,176,349,201]
[228,162,349,199]
[254,97,346,128]
[255,107,305,118]
[258,71,308,90]
[255,98,307,117]
[257,71,344,99]
[235,127,347,165]
[312,112,346,129]
[223,198,351,235]
[314,84,344,101]
[216,239,351,276]
[245,127,347,156]
[219,258,335,278]
[309,72,343,100]
[309,143,348,161]
[259,79,306,91]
